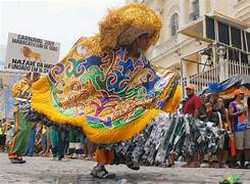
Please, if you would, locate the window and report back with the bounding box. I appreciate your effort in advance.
[191,0,200,21]
[206,16,215,40]
[231,26,241,49]
[218,22,229,45]
[170,13,179,36]
[246,32,250,52]
[243,31,247,51]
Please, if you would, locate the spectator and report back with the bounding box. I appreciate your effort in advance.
[43,126,52,157]
[68,129,82,159]
[182,84,205,167]
[206,92,230,168]
[183,84,204,119]
[50,125,66,160]
[26,123,38,156]
[5,120,14,151]
[229,89,249,169]
[0,119,7,152]
[37,125,49,156]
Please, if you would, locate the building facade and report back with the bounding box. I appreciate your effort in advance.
[128,0,250,92]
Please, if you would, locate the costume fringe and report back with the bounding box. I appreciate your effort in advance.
[82,109,162,144]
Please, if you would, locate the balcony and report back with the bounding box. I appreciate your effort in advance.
[182,60,250,92]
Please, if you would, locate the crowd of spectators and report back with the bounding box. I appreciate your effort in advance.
[182,84,250,169]
[0,121,96,161]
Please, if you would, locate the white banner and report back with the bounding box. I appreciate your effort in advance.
[5,33,60,73]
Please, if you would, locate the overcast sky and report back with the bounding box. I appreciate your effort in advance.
[0,0,125,59]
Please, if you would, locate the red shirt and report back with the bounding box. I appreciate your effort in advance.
[183,94,204,117]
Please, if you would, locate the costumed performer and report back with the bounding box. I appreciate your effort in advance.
[9,72,40,163]
[26,3,222,178]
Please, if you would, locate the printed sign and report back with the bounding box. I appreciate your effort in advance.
[6,33,60,73]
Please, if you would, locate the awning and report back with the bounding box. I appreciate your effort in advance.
[202,74,250,99]
[178,17,206,42]
[179,11,249,42]
[220,74,250,89]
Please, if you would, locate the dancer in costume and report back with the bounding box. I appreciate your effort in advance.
[25,3,223,178]
[8,102,31,163]
[9,73,40,163]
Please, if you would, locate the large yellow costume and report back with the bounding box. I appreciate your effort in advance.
[29,3,181,144]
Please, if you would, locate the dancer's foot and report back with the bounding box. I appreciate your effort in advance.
[127,163,140,170]
[11,158,26,164]
[90,165,116,179]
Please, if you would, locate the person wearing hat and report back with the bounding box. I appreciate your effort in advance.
[88,4,176,178]
[229,89,250,168]
[26,3,183,178]
[182,84,205,167]
[183,84,204,119]
[24,2,223,179]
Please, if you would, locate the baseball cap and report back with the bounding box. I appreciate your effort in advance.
[185,84,196,90]
[233,89,245,97]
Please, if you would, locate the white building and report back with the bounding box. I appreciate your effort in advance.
[129,0,250,92]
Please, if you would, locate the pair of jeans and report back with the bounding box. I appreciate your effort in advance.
[26,128,36,156]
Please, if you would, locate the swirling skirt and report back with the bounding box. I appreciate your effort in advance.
[101,113,224,167]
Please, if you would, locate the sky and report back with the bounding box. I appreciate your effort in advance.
[0,0,126,59]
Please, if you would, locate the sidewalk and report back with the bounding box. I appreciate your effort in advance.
[0,153,250,183]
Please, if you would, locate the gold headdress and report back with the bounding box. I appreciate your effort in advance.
[66,3,162,58]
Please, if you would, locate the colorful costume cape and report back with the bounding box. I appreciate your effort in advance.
[31,47,181,144]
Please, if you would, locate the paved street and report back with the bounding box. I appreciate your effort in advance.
[1,153,250,184]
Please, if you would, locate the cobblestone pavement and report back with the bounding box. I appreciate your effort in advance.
[1,153,250,184]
